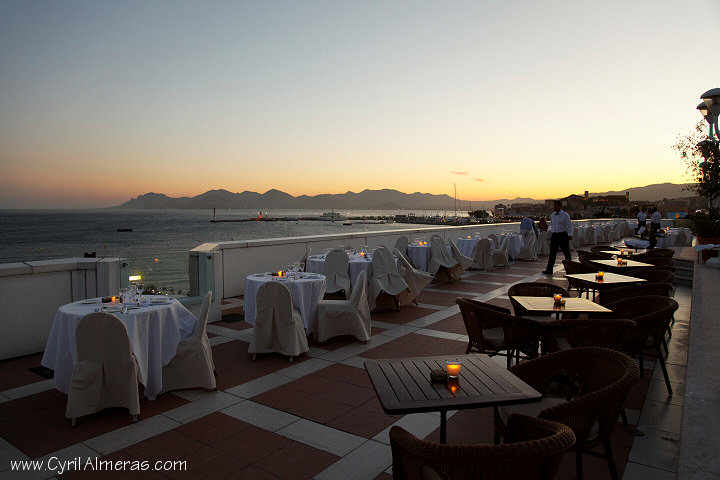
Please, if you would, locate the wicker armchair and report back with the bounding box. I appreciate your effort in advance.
[596,283,674,306]
[455,298,541,368]
[562,260,598,299]
[650,248,675,258]
[494,348,640,480]
[623,268,675,284]
[508,283,572,319]
[390,414,575,480]
[541,318,635,353]
[637,257,676,271]
[590,246,614,255]
[603,296,679,394]
[575,250,595,258]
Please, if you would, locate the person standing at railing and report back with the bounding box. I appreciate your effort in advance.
[542,201,573,275]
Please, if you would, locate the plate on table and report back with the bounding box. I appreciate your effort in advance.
[151,298,171,304]
[81,299,100,304]
[102,306,122,313]
[303,273,322,278]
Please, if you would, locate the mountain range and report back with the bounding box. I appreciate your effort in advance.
[112,183,692,211]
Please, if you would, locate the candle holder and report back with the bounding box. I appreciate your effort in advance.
[446,361,462,379]
[596,271,605,280]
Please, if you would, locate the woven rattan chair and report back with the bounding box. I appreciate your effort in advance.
[638,257,676,270]
[390,414,575,480]
[562,260,598,299]
[651,248,676,258]
[508,283,572,318]
[596,283,674,306]
[628,251,664,261]
[494,347,640,480]
[455,298,540,368]
[624,268,675,284]
[541,318,635,353]
[603,296,679,394]
[590,246,614,255]
[574,249,595,258]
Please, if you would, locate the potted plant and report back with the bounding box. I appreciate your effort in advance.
[690,209,720,261]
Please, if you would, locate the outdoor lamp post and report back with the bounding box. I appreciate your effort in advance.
[700,88,720,141]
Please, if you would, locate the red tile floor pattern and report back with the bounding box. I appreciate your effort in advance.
[0,256,670,479]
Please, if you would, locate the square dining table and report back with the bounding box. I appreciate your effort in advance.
[564,272,646,299]
[364,354,541,443]
[510,296,612,320]
[589,258,654,270]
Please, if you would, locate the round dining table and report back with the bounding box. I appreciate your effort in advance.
[306,252,374,289]
[244,273,326,334]
[41,296,197,401]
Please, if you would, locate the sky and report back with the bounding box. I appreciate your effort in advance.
[1,1,720,209]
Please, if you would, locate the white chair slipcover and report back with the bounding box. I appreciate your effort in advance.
[449,239,474,271]
[248,281,309,361]
[521,229,535,245]
[323,249,351,299]
[584,226,596,245]
[536,231,550,256]
[575,227,585,247]
[427,237,462,282]
[160,291,215,394]
[65,312,140,426]
[602,225,612,243]
[395,248,434,306]
[314,270,371,343]
[368,247,411,311]
[674,231,687,246]
[487,234,500,249]
[491,237,510,269]
[393,236,409,259]
[473,238,494,271]
[516,235,538,261]
[610,224,621,241]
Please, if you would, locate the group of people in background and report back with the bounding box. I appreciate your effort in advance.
[637,206,663,249]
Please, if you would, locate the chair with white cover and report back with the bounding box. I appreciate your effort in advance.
[491,236,510,269]
[450,239,474,271]
[488,233,500,249]
[248,281,309,362]
[315,270,371,343]
[536,231,550,256]
[394,248,433,306]
[602,225,612,243]
[66,312,140,426]
[521,229,535,245]
[427,237,462,282]
[674,231,687,247]
[584,226,596,245]
[393,236,409,259]
[515,235,538,261]
[368,246,411,311]
[160,291,216,394]
[610,224,621,241]
[322,249,351,299]
[575,227,585,247]
[473,238,494,271]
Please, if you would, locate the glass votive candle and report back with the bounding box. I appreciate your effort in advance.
[553,293,562,303]
[620,249,625,254]
[446,361,462,378]
[597,271,605,279]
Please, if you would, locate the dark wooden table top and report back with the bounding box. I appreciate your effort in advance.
[364,354,541,415]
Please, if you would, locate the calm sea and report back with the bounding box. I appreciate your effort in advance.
[0,209,427,294]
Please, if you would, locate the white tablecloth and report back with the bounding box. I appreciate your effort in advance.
[306,253,373,289]
[498,234,524,259]
[456,237,481,258]
[244,273,326,334]
[41,296,197,401]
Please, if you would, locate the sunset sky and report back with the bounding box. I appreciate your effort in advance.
[1,1,719,209]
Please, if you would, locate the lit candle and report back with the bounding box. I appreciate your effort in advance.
[446,361,461,378]
[597,271,605,279]
[620,249,624,254]
[553,293,562,302]
[278,270,283,276]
